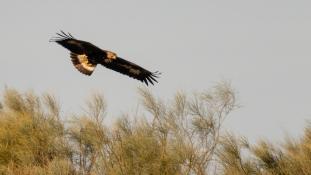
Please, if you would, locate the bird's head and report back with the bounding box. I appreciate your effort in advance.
[107,51,117,60]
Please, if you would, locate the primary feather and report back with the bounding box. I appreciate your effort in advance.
[50,31,160,85]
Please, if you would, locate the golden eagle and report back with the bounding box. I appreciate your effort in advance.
[50,31,160,85]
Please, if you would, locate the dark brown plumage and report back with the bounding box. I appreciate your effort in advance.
[50,31,160,85]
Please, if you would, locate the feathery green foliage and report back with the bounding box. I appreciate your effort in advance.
[0,89,73,174]
[0,84,310,175]
[217,126,311,175]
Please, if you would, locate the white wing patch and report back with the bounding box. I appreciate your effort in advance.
[70,53,97,75]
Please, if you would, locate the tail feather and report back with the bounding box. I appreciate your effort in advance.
[70,53,97,76]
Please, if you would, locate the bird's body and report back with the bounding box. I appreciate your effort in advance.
[50,31,159,85]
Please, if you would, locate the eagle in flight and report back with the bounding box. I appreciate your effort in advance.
[50,31,160,85]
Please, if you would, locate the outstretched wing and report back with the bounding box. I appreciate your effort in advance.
[50,31,101,75]
[101,57,160,86]
[50,31,103,55]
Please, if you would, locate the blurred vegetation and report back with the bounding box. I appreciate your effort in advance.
[0,83,309,175]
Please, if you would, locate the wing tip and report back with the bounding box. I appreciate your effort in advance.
[49,30,74,42]
[143,71,161,86]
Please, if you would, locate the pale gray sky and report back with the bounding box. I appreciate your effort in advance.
[1,0,310,142]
